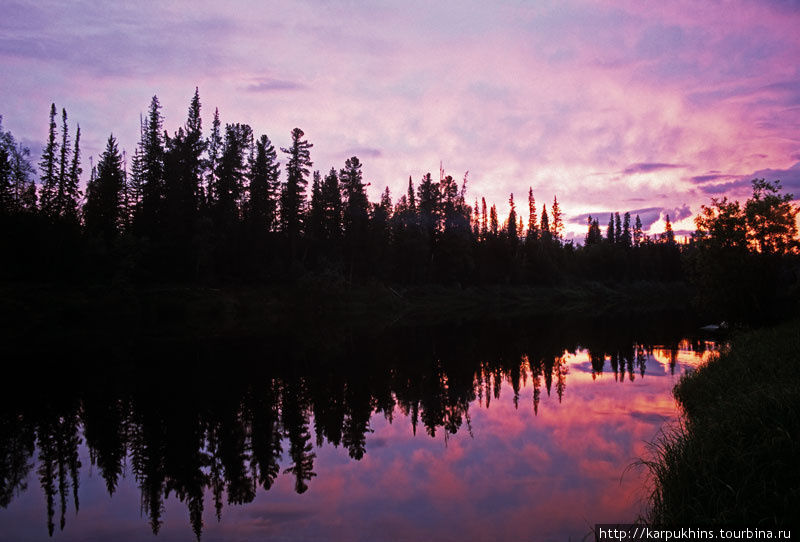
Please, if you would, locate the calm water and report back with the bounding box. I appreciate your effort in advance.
[0,315,717,541]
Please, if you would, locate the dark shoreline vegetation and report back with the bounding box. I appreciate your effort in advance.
[644,320,800,527]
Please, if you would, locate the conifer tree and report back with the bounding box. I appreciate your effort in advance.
[321,167,342,244]
[551,195,563,242]
[204,108,223,208]
[527,188,538,241]
[308,170,324,242]
[540,205,550,240]
[489,204,498,236]
[585,216,602,245]
[417,172,439,236]
[248,134,280,234]
[663,214,675,244]
[507,193,517,242]
[213,123,252,230]
[64,124,82,223]
[407,176,416,213]
[280,128,313,253]
[39,104,59,218]
[614,212,622,244]
[606,213,615,243]
[622,212,631,247]
[634,215,643,246]
[84,135,125,240]
[481,197,488,238]
[472,198,481,237]
[140,96,165,236]
[127,138,145,227]
[56,108,70,218]
[340,156,370,275]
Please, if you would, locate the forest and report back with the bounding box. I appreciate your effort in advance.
[1,89,799,323]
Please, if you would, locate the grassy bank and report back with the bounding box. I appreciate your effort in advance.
[645,320,800,526]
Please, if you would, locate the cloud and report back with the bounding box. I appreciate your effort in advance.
[699,162,800,195]
[671,203,692,221]
[690,173,737,183]
[341,147,382,159]
[246,79,306,92]
[621,163,684,175]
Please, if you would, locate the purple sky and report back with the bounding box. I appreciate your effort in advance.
[2,0,799,238]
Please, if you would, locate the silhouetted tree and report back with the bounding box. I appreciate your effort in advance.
[622,212,631,248]
[139,96,165,238]
[39,104,59,218]
[247,134,280,235]
[507,193,518,242]
[212,123,252,232]
[551,196,563,242]
[634,215,643,246]
[340,156,369,278]
[84,135,125,241]
[527,188,538,241]
[280,128,313,259]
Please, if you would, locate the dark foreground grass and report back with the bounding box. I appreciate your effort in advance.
[644,320,800,526]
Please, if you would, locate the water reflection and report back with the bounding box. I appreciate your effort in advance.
[0,315,717,541]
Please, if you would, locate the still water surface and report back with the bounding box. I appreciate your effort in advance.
[0,317,716,541]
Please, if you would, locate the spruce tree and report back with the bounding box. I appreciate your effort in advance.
[39,104,59,218]
[321,167,342,244]
[634,215,643,246]
[214,123,252,230]
[606,214,615,243]
[308,170,324,242]
[64,125,82,223]
[481,197,488,239]
[527,188,538,241]
[204,108,223,209]
[663,214,675,244]
[540,205,550,240]
[280,128,313,255]
[56,108,70,219]
[248,134,280,234]
[614,212,622,244]
[140,96,165,236]
[507,193,517,241]
[551,195,563,242]
[84,135,125,241]
[489,204,499,236]
[340,156,370,276]
[622,212,631,247]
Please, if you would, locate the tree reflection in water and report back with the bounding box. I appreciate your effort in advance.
[0,313,715,538]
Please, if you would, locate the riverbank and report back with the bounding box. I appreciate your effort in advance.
[0,279,692,343]
[645,320,800,526]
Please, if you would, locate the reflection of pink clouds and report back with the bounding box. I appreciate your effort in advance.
[0,346,721,540]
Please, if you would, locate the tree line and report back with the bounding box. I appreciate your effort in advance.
[1,90,798,319]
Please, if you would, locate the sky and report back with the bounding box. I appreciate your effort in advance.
[2,0,800,239]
